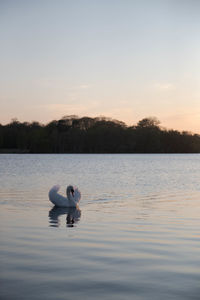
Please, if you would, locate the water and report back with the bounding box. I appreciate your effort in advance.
[0,154,200,300]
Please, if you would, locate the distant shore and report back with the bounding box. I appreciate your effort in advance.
[1,116,200,153]
[0,149,30,154]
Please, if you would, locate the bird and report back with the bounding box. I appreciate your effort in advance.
[49,185,81,208]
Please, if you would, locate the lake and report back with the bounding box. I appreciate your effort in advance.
[0,154,200,300]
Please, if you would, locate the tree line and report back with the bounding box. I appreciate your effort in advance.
[0,115,200,153]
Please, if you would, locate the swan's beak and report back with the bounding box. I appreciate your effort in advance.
[71,188,75,197]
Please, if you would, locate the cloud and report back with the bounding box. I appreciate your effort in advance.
[153,82,174,91]
[37,78,92,91]
[78,84,91,90]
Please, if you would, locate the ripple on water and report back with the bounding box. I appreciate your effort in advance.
[1,154,200,300]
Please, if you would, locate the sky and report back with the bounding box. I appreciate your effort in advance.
[0,0,200,132]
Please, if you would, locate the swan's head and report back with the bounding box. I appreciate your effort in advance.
[66,185,75,197]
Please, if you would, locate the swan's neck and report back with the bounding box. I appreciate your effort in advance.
[66,187,77,207]
[67,189,72,201]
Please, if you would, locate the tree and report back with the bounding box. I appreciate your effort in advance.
[137,117,160,128]
[0,116,200,153]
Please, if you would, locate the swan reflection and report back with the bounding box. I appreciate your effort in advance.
[49,206,81,227]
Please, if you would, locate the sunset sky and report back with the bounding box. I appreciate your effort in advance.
[1,0,200,132]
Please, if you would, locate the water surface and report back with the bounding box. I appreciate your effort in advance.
[0,154,200,300]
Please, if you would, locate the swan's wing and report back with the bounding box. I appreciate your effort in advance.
[49,185,68,207]
[49,185,61,193]
[73,186,81,204]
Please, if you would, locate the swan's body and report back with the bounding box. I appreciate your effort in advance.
[49,185,81,208]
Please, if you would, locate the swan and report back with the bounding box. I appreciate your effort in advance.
[49,185,81,208]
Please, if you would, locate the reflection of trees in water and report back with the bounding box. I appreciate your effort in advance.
[49,206,81,228]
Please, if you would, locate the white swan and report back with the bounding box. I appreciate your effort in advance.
[49,185,81,208]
